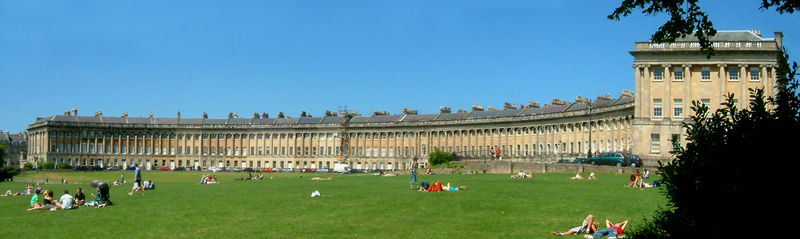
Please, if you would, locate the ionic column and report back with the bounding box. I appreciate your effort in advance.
[718,64,727,106]
[740,64,747,106]
[684,64,692,104]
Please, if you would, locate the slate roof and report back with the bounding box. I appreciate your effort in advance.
[33,94,635,126]
[298,117,323,124]
[435,112,469,121]
[400,114,438,122]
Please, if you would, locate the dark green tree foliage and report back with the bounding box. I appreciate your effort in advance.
[630,51,799,238]
[428,149,454,166]
[609,0,800,57]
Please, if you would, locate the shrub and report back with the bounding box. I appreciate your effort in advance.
[23,162,33,171]
[428,149,453,166]
[56,163,72,169]
[38,161,55,170]
[0,166,20,181]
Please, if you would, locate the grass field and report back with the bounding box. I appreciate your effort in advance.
[1,171,665,238]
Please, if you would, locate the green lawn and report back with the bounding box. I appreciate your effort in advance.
[1,171,665,238]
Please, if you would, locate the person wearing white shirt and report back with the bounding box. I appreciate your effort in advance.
[58,190,74,210]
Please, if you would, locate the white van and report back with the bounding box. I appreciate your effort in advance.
[333,163,350,173]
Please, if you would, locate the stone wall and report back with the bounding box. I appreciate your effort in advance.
[437,160,657,175]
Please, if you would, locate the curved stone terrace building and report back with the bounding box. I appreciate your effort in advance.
[23,30,786,170]
[25,92,634,171]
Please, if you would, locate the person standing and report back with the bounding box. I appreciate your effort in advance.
[410,157,419,190]
[128,164,144,196]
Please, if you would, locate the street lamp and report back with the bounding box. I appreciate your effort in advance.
[587,99,593,158]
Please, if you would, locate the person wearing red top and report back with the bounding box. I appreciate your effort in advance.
[585,219,628,239]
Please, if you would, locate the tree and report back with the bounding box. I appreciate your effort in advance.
[0,142,6,167]
[428,149,454,166]
[629,51,798,239]
[608,0,800,57]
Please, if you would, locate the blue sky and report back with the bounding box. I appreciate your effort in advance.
[1,0,798,133]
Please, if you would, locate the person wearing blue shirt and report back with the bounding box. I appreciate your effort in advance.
[128,164,144,196]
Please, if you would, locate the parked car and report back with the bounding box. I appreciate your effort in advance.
[625,154,642,167]
[106,166,121,171]
[173,166,186,171]
[74,166,89,171]
[556,159,572,164]
[126,166,137,171]
[279,168,294,173]
[586,152,629,167]
[242,167,256,172]
[90,166,103,171]
[349,169,365,173]
[208,166,221,173]
[160,167,171,171]
[225,166,240,172]
[302,168,316,173]
[261,168,275,173]
[317,167,329,173]
[572,158,587,164]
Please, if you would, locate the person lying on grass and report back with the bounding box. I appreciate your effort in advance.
[550,214,597,236]
[584,219,628,239]
[511,170,532,178]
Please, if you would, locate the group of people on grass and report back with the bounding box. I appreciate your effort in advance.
[417,180,468,192]
[550,214,629,238]
[2,184,40,197]
[236,173,265,181]
[628,169,657,188]
[409,157,467,192]
[28,180,113,211]
[200,175,219,184]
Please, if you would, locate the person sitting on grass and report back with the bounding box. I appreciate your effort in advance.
[88,180,112,207]
[550,214,597,236]
[627,174,636,187]
[27,189,42,211]
[145,180,155,190]
[570,173,584,180]
[41,190,57,211]
[74,188,85,205]
[585,219,628,239]
[56,190,75,210]
[588,172,597,180]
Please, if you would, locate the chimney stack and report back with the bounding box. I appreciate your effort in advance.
[552,98,567,105]
[278,111,285,118]
[775,31,784,49]
[440,106,451,114]
[622,90,634,97]
[72,107,78,116]
[301,111,307,117]
[373,110,389,116]
[503,102,517,110]
[262,113,269,119]
[403,108,418,115]
[529,101,540,108]
[471,105,484,111]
